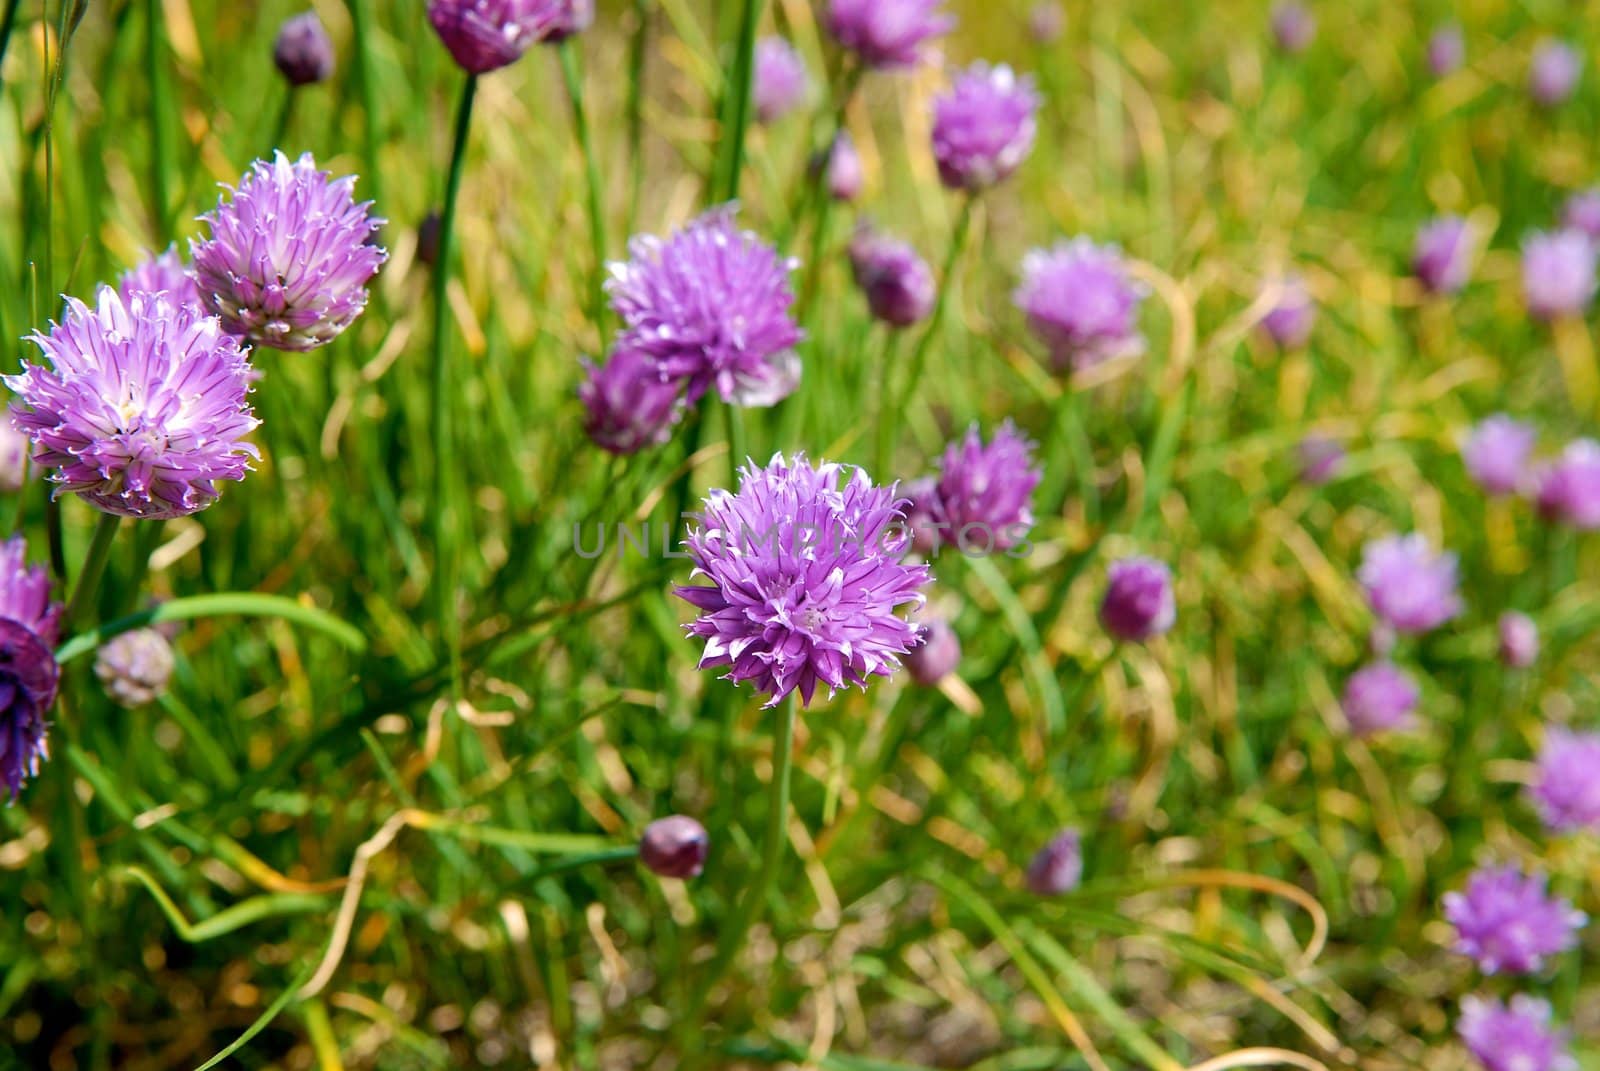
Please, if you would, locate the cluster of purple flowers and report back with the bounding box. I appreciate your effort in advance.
[1459,416,1600,531]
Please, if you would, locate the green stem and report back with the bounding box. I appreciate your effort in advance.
[271,90,297,154]
[625,0,650,237]
[145,0,172,239]
[56,591,368,663]
[64,513,121,632]
[347,0,383,209]
[560,40,610,334]
[721,398,746,486]
[712,0,763,202]
[892,196,976,430]
[872,330,904,476]
[430,74,479,694]
[779,62,863,251]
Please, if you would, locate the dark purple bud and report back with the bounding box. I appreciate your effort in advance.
[418,210,443,269]
[274,12,336,87]
[639,815,709,878]
[1025,827,1082,895]
[906,618,960,685]
[1099,556,1175,643]
[849,227,936,329]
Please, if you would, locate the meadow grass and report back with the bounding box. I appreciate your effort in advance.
[0,0,1597,1068]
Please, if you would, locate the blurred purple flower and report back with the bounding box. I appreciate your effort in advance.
[1340,661,1419,737]
[94,628,177,709]
[1413,216,1473,294]
[7,287,260,519]
[931,63,1040,192]
[1522,230,1597,320]
[118,245,202,310]
[1028,3,1065,44]
[427,0,579,73]
[1444,864,1585,975]
[1458,995,1576,1071]
[849,226,936,328]
[1498,611,1539,669]
[1025,828,1082,895]
[676,454,929,707]
[608,206,803,408]
[825,0,953,70]
[825,132,863,202]
[923,422,1041,553]
[1357,534,1462,635]
[0,537,61,649]
[906,617,960,684]
[754,37,809,123]
[0,417,29,493]
[639,815,709,878]
[1561,188,1600,242]
[1100,557,1176,643]
[1427,23,1465,77]
[1259,274,1315,349]
[1297,435,1345,485]
[578,347,683,455]
[274,11,335,87]
[1463,415,1536,497]
[192,152,387,352]
[1529,39,1581,108]
[1014,238,1147,373]
[0,537,61,801]
[1534,439,1600,529]
[1270,2,1315,54]
[1529,728,1600,834]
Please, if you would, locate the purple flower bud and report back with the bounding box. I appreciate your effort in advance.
[825,132,863,202]
[578,347,683,455]
[924,422,1042,554]
[754,37,809,123]
[1561,188,1600,242]
[1534,439,1600,529]
[1014,238,1147,373]
[905,618,960,684]
[192,152,387,352]
[0,537,61,800]
[1270,2,1315,54]
[1427,23,1465,77]
[118,245,203,311]
[1296,434,1345,485]
[1463,415,1537,497]
[1522,229,1597,320]
[1529,39,1581,108]
[639,815,709,878]
[417,210,443,268]
[94,628,176,708]
[1357,534,1462,635]
[849,227,936,328]
[1498,612,1539,669]
[930,63,1040,192]
[1340,661,1419,737]
[1412,216,1473,294]
[1444,864,1585,975]
[1100,556,1175,643]
[274,12,335,87]
[826,0,954,71]
[1529,727,1600,834]
[0,413,31,494]
[427,0,580,73]
[1259,274,1315,349]
[1025,827,1082,895]
[1028,3,1065,44]
[1458,995,1574,1071]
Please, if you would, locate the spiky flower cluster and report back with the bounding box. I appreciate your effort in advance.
[427,0,586,73]
[1444,865,1586,975]
[931,63,1040,192]
[1014,239,1147,372]
[607,206,802,408]
[1357,534,1462,635]
[909,422,1041,554]
[825,0,953,70]
[675,454,929,707]
[1100,557,1176,643]
[0,537,61,800]
[118,245,203,310]
[192,152,387,352]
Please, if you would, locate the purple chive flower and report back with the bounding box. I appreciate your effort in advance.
[94,628,177,709]
[1463,415,1537,497]
[1269,1,1315,54]
[1529,728,1600,834]
[825,0,954,71]
[1458,995,1575,1071]
[1529,39,1581,108]
[1340,661,1420,737]
[608,206,802,408]
[639,815,709,878]
[1534,439,1600,529]
[1499,612,1540,669]
[905,617,960,685]
[1562,188,1600,242]
[118,245,203,310]
[6,287,260,519]
[923,422,1041,554]
[1413,216,1474,294]
[754,37,809,123]
[426,0,576,73]
[930,63,1040,192]
[0,412,31,493]
[0,537,61,801]
[1444,865,1586,975]
[1522,230,1597,320]
[192,152,387,352]
[675,454,929,707]
[1025,828,1083,895]
[577,346,683,455]
[1259,274,1315,349]
[1028,3,1065,45]
[1357,534,1462,635]
[274,11,335,87]
[1100,557,1176,643]
[1014,238,1147,373]
[1297,434,1345,485]
[825,132,863,202]
[1427,23,1465,77]
[849,227,936,328]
